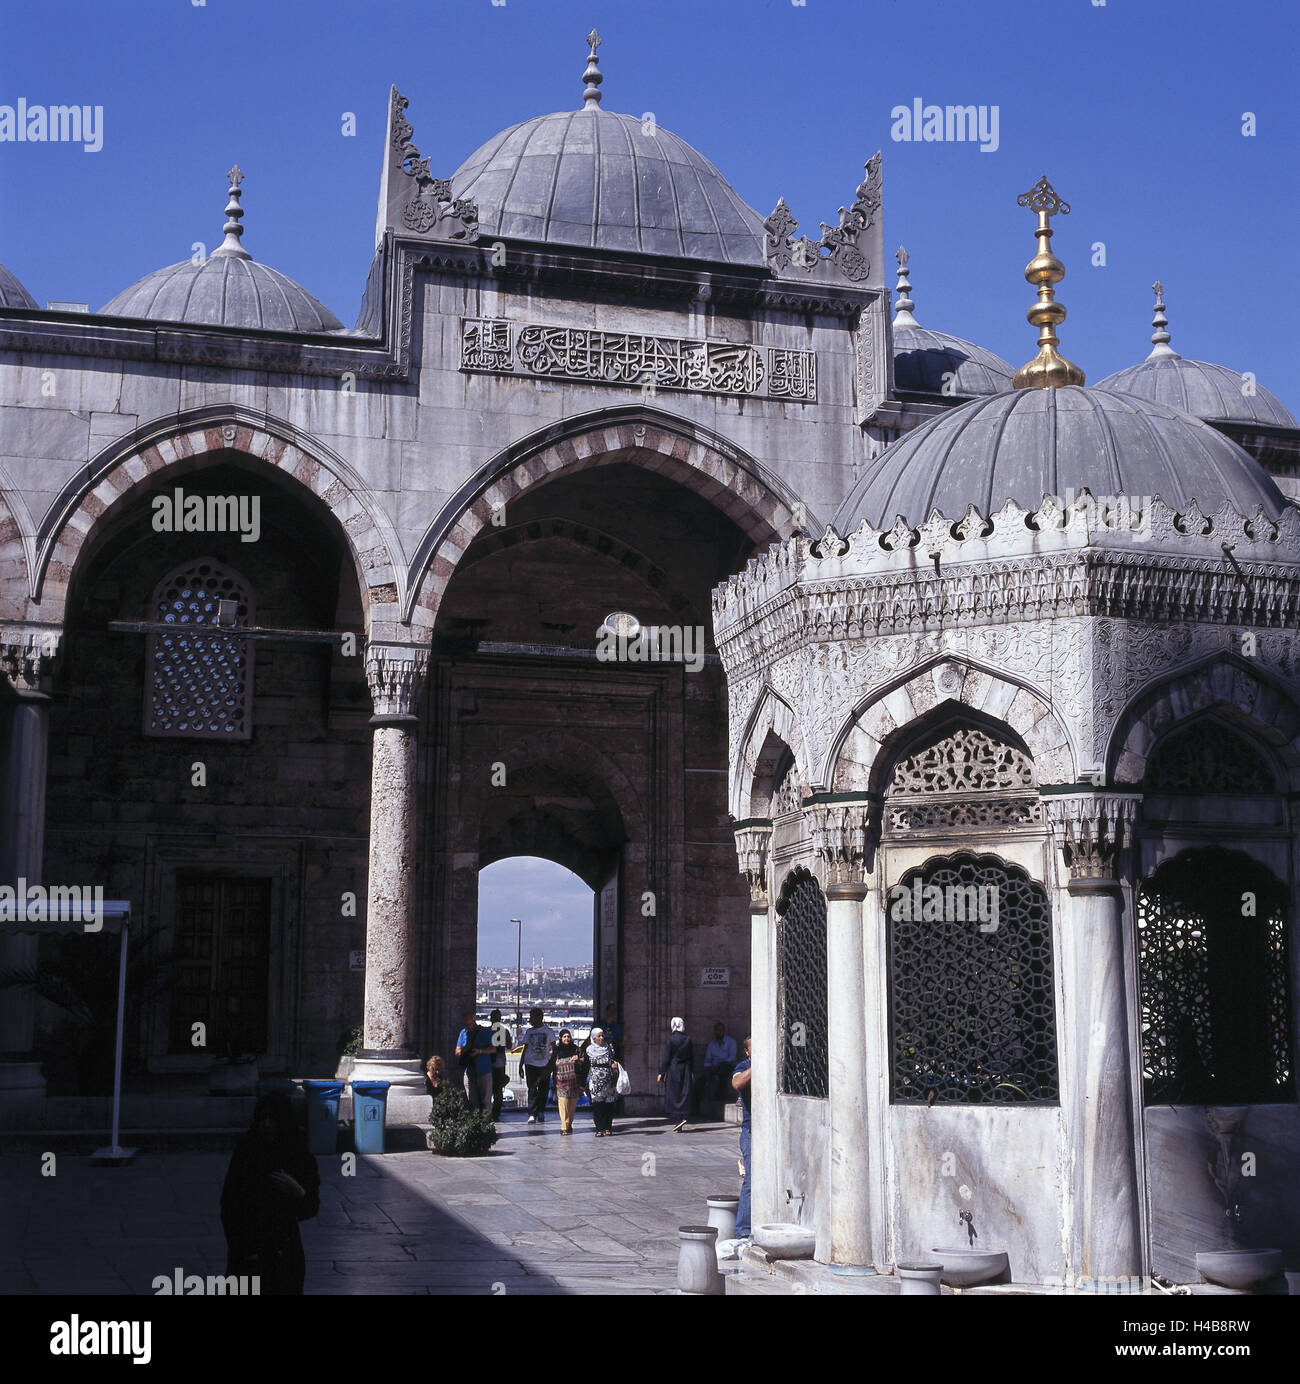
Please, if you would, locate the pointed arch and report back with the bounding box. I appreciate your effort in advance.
[825,654,1076,792]
[1108,656,1300,790]
[731,684,812,819]
[407,405,815,627]
[33,407,407,638]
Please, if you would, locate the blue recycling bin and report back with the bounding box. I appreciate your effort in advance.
[303,1079,344,1154]
[351,1080,391,1154]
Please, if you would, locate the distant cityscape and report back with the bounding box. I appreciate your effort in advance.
[476,961,594,1029]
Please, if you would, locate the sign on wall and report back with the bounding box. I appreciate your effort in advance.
[349,950,365,972]
[699,966,730,988]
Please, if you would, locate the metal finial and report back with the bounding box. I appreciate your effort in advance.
[211,165,251,260]
[582,28,603,107]
[893,245,919,327]
[1146,279,1180,361]
[1012,176,1085,389]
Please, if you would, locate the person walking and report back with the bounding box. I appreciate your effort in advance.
[553,1028,586,1134]
[657,1016,694,1132]
[519,1007,556,1124]
[585,1026,620,1137]
[221,1090,320,1295]
[732,1036,753,1240]
[455,1009,495,1113]
[488,1008,512,1120]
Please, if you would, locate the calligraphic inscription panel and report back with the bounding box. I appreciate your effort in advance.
[460,318,816,402]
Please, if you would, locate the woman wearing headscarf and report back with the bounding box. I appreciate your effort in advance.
[657,1016,694,1132]
[553,1028,587,1134]
[221,1089,320,1294]
[584,1026,620,1137]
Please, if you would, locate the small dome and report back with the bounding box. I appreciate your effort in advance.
[889,248,1013,398]
[102,257,344,333]
[100,167,344,333]
[1096,357,1297,430]
[1095,283,1297,429]
[451,108,767,265]
[834,385,1287,531]
[0,262,38,310]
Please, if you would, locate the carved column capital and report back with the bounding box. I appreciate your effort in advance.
[805,795,878,885]
[365,643,429,721]
[1042,791,1141,881]
[0,626,60,697]
[732,819,773,908]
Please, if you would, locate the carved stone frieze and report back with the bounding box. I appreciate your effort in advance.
[366,644,430,720]
[1043,792,1141,880]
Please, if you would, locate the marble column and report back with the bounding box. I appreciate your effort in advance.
[1045,791,1144,1288]
[351,644,429,1118]
[809,799,879,1269]
[0,629,59,1113]
[734,822,774,1227]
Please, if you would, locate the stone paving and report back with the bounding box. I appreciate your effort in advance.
[1,1111,742,1296]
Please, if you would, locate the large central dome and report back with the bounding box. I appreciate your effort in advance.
[450,108,768,266]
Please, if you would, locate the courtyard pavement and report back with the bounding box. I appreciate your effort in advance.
[1,1111,742,1296]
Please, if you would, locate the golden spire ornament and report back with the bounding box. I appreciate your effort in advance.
[1012,176,1085,389]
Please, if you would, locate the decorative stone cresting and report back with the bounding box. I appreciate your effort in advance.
[1044,793,1141,879]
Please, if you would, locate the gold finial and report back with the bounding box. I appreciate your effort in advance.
[582,29,603,107]
[1012,176,1085,389]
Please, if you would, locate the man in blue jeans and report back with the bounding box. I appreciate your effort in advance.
[731,1036,752,1239]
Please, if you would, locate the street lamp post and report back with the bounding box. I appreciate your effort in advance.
[511,918,522,1035]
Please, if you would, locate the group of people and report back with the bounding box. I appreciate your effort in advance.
[442,1003,626,1136]
[656,1018,742,1130]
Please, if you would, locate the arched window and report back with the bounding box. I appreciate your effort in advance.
[145,559,254,739]
[776,866,828,1098]
[1143,720,1278,795]
[1137,847,1293,1105]
[888,852,1058,1104]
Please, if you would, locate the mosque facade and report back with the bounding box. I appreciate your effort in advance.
[1,33,1297,1288]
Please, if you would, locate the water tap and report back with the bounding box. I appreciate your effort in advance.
[959,1210,978,1246]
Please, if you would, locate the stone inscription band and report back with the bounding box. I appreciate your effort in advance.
[461,318,817,401]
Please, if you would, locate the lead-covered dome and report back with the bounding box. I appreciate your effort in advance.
[0,262,38,310]
[834,385,1288,531]
[1096,285,1297,429]
[450,108,768,266]
[101,169,344,333]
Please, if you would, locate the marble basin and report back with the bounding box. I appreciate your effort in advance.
[1196,1249,1283,1289]
[930,1247,1010,1287]
[754,1222,816,1259]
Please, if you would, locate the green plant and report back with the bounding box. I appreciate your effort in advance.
[338,1025,363,1057]
[427,1080,498,1157]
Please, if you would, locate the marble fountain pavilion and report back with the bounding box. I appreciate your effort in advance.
[0,33,1298,1293]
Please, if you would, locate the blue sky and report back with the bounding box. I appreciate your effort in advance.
[477,857,592,969]
[3,1,1296,963]
[2,0,1297,399]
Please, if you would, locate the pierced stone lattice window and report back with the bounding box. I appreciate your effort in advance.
[1144,722,1277,795]
[146,560,254,739]
[889,853,1059,1104]
[885,724,1042,833]
[1137,847,1293,1105]
[776,867,829,1098]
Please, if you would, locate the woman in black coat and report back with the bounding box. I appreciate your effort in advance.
[221,1090,320,1294]
[657,1016,694,1130]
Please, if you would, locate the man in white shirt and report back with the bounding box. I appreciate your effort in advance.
[518,1007,556,1123]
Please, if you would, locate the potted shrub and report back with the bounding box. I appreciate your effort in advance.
[426,1080,498,1157]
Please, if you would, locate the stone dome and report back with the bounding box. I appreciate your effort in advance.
[102,256,345,333]
[893,324,1014,397]
[1096,357,1297,430]
[0,262,38,310]
[450,108,768,266]
[889,249,1013,398]
[101,168,344,333]
[834,385,1288,531]
[1095,285,1297,430]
